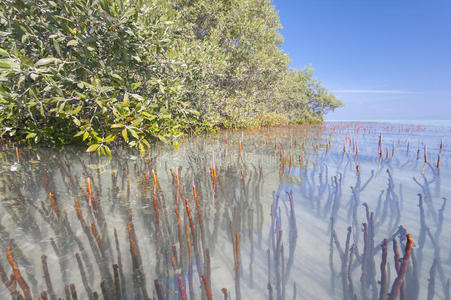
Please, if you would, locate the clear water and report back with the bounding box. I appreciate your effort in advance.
[0,122,450,299]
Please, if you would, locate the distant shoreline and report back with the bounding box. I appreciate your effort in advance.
[325,120,451,127]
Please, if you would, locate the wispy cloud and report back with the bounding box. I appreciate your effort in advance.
[331,89,418,95]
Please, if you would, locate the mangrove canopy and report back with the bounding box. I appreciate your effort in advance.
[0,0,343,154]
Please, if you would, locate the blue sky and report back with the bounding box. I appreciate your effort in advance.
[272,0,451,120]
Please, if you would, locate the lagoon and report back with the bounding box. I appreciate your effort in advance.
[0,122,450,299]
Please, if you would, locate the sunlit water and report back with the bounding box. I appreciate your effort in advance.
[0,122,450,299]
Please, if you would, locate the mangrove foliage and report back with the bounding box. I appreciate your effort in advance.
[0,0,343,153]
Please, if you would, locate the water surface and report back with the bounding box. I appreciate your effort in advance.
[0,122,450,299]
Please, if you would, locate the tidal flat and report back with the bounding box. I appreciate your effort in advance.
[0,122,450,299]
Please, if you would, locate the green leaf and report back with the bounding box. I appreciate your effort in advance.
[142,112,156,120]
[158,135,168,143]
[138,142,145,154]
[67,26,77,35]
[105,135,116,143]
[0,61,11,69]
[131,82,141,90]
[72,105,82,114]
[111,74,124,83]
[122,128,128,142]
[83,131,89,141]
[96,100,104,108]
[67,39,78,46]
[74,131,84,137]
[190,109,200,116]
[30,73,39,81]
[0,49,8,57]
[26,133,37,139]
[130,93,144,101]
[131,118,143,127]
[40,103,45,117]
[129,128,139,139]
[35,57,62,66]
[123,93,129,104]
[86,144,100,152]
[111,123,124,128]
[18,54,34,66]
[104,145,111,156]
[141,139,150,147]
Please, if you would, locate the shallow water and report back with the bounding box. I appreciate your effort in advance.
[0,122,450,299]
